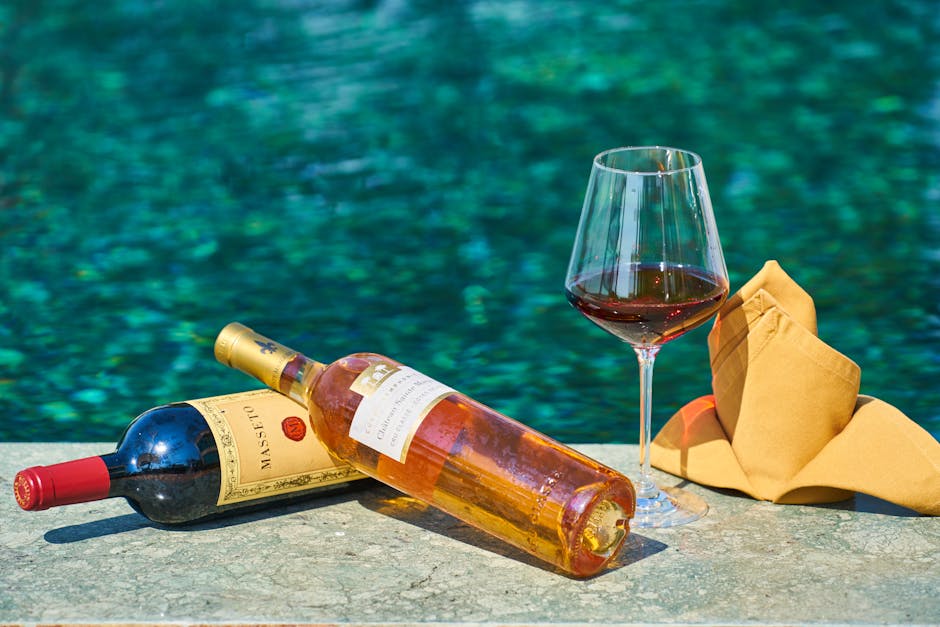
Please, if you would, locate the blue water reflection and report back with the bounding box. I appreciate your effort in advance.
[1,1,937,443]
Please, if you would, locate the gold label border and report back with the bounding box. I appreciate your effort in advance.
[193,390,364,505]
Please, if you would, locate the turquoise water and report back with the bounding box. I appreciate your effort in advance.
[1,1,938,444]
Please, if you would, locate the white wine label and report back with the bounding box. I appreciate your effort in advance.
[195,389,364,505]
[349,362,455,463]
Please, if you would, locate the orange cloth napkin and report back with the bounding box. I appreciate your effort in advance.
[650,260,940,514]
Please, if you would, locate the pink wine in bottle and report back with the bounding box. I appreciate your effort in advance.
[215,322,635,577]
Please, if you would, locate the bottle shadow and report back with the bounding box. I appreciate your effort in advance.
[42,484,372,544]
[356,485,668,579]
[44,512,153,543]
[42,482,670,578]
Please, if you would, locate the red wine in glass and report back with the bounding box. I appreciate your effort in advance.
[566,262,729,346]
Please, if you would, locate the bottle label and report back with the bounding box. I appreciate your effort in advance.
[194,390,364,505]
[349,361,455,463]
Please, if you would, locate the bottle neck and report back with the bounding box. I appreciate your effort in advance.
[14,456,112,511]
[214,322,326,407]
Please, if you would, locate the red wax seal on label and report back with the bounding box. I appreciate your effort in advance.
[281,416,307,441]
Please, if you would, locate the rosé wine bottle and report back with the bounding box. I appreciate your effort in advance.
[215,322,635,577]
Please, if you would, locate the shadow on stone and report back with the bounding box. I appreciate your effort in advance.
[358,485,667,578]
[812,493,922,517]
[694,484,922,517]
[42,485,369,544]
[43,513,152,544]
[609,533,669,568]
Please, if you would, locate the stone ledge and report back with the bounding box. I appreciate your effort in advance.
[1,442,937,626]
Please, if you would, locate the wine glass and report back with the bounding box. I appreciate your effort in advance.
[565,146,729,528]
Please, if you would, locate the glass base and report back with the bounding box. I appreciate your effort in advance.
[632,485,708,528]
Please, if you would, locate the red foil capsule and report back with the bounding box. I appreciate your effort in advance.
[15,457,111,510]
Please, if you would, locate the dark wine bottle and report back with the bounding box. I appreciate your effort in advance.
[14,390,364,524]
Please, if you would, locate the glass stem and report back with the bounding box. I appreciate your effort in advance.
[634,345,660,500]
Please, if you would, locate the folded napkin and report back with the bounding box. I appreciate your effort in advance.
[650,260,940,514]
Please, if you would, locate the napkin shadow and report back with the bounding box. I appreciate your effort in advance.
[357,485,667,578]
[811,493,922,517]
[697,486,922,517]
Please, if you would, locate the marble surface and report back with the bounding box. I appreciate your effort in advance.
[1,442,937,626]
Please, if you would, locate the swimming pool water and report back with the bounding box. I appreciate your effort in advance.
[1,1,938,444]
